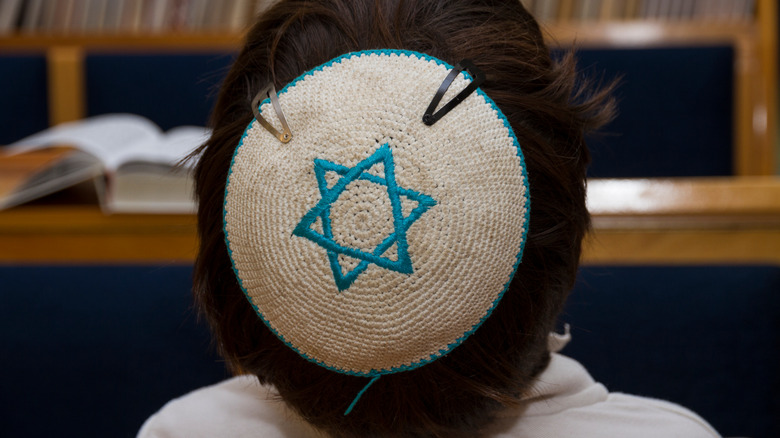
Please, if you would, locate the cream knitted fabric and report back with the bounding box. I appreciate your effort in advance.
[224,50,529,376]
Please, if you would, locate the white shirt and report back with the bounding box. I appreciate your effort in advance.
[138,353,720,438]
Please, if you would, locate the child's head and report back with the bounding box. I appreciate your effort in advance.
[193,1,614,437]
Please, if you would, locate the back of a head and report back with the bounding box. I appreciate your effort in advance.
[193,1,615,437]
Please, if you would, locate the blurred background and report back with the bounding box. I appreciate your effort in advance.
[0,1,778,437]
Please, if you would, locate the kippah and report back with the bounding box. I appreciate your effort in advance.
[224,50,529,381]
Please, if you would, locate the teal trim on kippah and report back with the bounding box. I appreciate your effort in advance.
[223,49,530,378]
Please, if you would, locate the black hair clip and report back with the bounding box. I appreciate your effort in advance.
[422,59,485,126]
[252,83,293,143]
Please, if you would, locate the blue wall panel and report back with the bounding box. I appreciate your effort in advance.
[0,55,49,145]
[577,46,735,177]
[85,53,235,130]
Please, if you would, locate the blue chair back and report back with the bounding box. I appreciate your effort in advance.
[85,52,236,130]
[0,55,49,145]
[0,265,228,438]
[564,265,780,438]
[576,46,735,177]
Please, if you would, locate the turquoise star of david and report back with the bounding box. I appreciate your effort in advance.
[293,144,436,291]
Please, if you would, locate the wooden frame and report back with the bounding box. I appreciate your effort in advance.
[47,46,85,125]
[546,20,775,176]
[584,177,780,264]
[0,3,777,265]
[1,34,243,131]
[0,206,197,264]
[0,1,776,175]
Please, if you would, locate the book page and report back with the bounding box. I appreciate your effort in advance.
[108,126,208,213]
[6,114,162,170]
[112,125,209,170]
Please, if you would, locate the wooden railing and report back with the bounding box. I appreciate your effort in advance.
[1,177,778,265]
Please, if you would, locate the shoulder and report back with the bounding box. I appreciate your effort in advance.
[545,391,721,438]
[484,354,720,438]
[137,375,324,438]
[597,393,721,437]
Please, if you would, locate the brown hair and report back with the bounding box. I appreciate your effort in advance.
[193,1,615,437]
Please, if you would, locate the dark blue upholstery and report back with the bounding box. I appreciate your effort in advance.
[0,266,227,438]
[576,46,735,177]
[564,265,780,438]
[3,264,776,437]
[85,53,235,130]
[0,55,49,145]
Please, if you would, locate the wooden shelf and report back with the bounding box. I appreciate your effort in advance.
[0,33,244,52]
[584,176,780,265]
[544,21,757,47]
[583,229,780,265]
[0,22,758,51]
[1,178,778,265]
[587,176,780,226]
[0,205,197,264]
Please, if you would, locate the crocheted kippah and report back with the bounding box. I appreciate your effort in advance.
[224,50,529,378]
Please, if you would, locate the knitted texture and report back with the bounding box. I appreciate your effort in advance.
[224,50,529,376]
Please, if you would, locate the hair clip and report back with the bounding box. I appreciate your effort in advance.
[422,59,485,126]
[252,83,293,143]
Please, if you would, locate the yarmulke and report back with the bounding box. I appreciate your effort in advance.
[224,50,529,377]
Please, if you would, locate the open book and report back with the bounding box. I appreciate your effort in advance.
[0,114,210,213]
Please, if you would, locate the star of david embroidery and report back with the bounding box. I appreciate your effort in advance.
[293,144,436,291]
